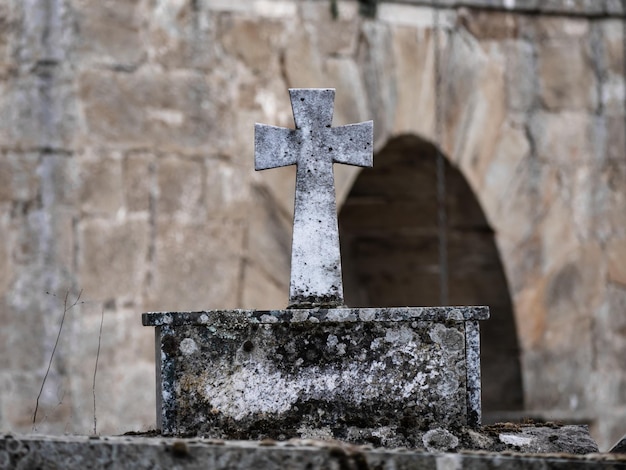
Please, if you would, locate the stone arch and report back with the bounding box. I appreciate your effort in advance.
[338,134,523,413]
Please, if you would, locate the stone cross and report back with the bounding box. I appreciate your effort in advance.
[255,89,373,308]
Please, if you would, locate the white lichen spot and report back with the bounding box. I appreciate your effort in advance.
[499,434,533,447]
[370,338,382,350]
[384,327,413,345]
[371,426,394,442]
[327,334,339,348]
[326,310,356,322]
[205,364,349,420]
[400,371,426,397]
[336,343,346,356]
[205,364,300,420]
[180,338,198,356]
[297,425,333,440]
[292,310,309,322]
[423,428,459,453]
[359,309,376,321]
[320,374,338,392]
[369,360,387,374]
[447,309,463,320]
[437,372,459,396]
[199,314,209,324]
[429,324,463,351]
[260,314,278,323]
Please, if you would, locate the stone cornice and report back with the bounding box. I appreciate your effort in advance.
[383,0,625,17]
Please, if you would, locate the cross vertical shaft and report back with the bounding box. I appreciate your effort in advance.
[255,89,373,308]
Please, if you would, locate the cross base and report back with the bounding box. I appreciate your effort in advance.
[143,306,488,445]
[286,294,345,309]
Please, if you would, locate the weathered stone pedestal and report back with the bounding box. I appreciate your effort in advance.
[142,306,488,446]
[142,89,491,447]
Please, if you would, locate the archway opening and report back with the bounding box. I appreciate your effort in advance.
[339,134,523,413]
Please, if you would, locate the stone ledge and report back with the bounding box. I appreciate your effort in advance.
[142,306,490,326]
[0,431,620,470]
[387,0,625,17]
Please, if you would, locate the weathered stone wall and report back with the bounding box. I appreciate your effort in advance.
[0,0,624,451]
[0,433,615,470]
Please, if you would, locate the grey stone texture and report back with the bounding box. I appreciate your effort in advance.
[0,0,624,453]
[255,88,373,308]
[143,307,487,443]
[0,431,620,470]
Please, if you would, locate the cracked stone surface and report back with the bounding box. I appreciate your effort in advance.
[143,307,488,443]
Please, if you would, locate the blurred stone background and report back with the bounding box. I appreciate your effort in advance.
[0,0,624,451]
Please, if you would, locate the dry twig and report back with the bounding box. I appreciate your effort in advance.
[93,307,104,435]
[33,290,83,431]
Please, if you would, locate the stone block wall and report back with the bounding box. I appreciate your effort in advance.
[0,0,624,450]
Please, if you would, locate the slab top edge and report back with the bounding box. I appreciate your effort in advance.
[142,306,489,326]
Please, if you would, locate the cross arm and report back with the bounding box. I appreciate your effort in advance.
[329,121,374,168]
[255,124,299,170]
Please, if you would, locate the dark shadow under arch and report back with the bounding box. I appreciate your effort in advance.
[339,134,523,413]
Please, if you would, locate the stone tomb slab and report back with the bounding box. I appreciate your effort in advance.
[142,306,488,446]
